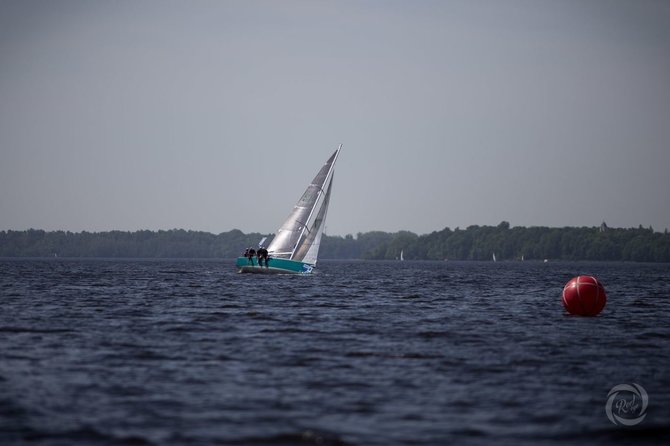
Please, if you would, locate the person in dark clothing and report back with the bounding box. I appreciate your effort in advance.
[263,248,270,267]
[258,247,269,267]
[247,248,256,265]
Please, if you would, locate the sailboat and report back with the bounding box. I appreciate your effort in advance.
[236,145,341,274]
[400,249,404,261]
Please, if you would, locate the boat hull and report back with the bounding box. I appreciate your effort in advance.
[235,256,315,274]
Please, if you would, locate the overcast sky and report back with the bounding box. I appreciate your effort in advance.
[1,0,669,236]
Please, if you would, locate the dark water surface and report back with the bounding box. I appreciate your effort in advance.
[1,259,669,445]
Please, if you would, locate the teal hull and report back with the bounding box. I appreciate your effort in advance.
[235,256,315,274]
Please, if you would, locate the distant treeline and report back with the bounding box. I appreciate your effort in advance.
[1,222,669,262]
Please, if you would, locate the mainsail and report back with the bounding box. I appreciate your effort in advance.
[267,145,341,265]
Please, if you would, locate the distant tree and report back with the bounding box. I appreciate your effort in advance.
[1,224,670,261]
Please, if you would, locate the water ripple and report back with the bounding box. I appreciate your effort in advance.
[0,259,669,445]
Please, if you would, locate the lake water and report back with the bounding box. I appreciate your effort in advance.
[1,259,669,445]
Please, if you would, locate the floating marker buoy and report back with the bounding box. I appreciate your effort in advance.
[562,275,607,316]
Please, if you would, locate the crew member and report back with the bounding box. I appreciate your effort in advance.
[258,246,269,267]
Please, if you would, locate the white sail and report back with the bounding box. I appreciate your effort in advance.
[267,145,341,264]
[294,175,333,265]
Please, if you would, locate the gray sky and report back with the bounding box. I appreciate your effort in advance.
[1,0,669,236]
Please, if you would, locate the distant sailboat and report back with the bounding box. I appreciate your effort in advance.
[400,249,404,261]
[492,253,497,262]
[235,145,341,274]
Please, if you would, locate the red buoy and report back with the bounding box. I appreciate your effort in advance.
[562,275,607,316]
